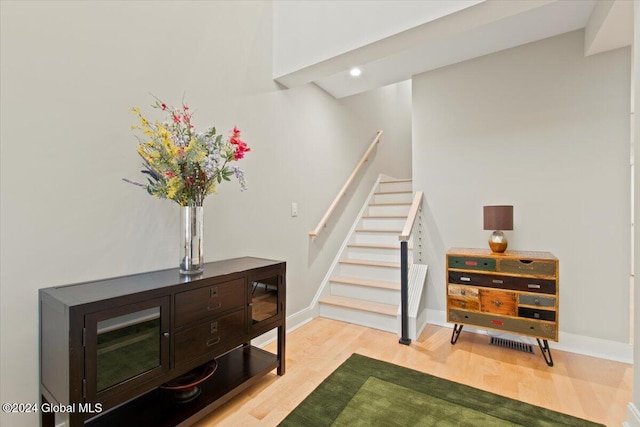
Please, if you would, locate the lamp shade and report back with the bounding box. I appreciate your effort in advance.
[483,205,513,231]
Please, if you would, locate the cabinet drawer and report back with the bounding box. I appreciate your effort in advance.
[448,284,479,298]
[449,271,511,289]
[448,256,496,271]
[512,277,556,295]
[174,309,246,365]
[448,309,557,340]
[175,278,246,327]
[479,289,516,316]
[448,271,556,294]
[500,259,556,277]
[448,296,479,311]
[518,294,555,308]
[518,307,556,321]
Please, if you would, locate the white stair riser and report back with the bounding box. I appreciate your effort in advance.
[319,304,396,333]
[379,181,412,193]
[339,263,400,282]
[373,192,413,204]
[361,217,406,230]
[354,231,400,246]
[331,282,400,305]
[368,204,411,216]
[347,246,403,263]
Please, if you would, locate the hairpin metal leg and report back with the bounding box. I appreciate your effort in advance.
[536,338,554,367]
[450,324,463,345]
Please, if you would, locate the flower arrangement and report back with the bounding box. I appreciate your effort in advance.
[125,97,250,206]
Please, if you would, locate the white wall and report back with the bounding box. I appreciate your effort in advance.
[0,2,411,426]
[629,2,640,425]
[413,31,631,352]
[272,0,482,78]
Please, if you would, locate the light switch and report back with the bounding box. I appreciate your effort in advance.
[291,202,298,217]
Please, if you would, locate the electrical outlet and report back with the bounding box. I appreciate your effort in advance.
[291,202,298,217]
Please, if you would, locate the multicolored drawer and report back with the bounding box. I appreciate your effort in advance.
[446,248,559,355]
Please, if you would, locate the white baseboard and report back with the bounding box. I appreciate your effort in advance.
[426,309,633,364]
[252,306,314,348]
[624,402,640,427]
[268,307,633,364]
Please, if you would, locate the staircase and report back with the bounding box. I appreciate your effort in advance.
[318,177,418,334]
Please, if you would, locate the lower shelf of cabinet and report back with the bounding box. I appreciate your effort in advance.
[86,345,280,427]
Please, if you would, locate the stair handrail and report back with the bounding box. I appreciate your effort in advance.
[400,191,423,242]
[309,130,383,238]
[399,191,423,345]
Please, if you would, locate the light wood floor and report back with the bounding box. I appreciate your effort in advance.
[195,318,632,427]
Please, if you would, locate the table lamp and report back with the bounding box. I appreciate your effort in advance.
[483,205,513,253]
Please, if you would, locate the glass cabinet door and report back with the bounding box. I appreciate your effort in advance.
[249,269,283,332]
[84,297,170,407]
[251,276,278,323]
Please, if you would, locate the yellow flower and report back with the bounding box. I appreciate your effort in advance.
[205,182,217,196]
[166,176,182,200]
[185,138,206,161]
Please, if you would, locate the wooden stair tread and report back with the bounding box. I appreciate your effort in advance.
[339,259,400,269]
[355,228,402,233]
[380,179,412,183]
[362,215,408,219]
[319,295,398,316]
[368,202,412,206]
[330,276,400,290]
[374,190,413,195]
[348,243,401,250]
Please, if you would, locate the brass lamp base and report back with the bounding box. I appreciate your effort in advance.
[488,230,508,253]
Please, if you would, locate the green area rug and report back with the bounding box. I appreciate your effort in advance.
[279,353,604,427]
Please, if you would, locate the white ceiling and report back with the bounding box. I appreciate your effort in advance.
[274,0,633,99]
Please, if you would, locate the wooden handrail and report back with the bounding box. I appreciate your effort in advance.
[399,191,423,242]
[309,130,383,237]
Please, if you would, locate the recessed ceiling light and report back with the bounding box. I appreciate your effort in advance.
[349,67,362,77]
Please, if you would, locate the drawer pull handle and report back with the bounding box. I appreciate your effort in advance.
[460,302,466,308]
[492,279,503,284]
[465,261,477,266]
[491,320,504,326]
[534,299,540,305]
[493,300,502,307]
[210,322,218,333]
[206,337,221,347]
[460,289,466,296]
[460,277,471,282]
[207,302,222,311]
[527,284,541,289]
[210,287,218,298]
[534,313,540,319]
[163,332,170,338]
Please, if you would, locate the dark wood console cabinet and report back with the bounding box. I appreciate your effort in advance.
[39,257,285,426]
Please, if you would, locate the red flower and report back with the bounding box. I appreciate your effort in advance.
[166,171,175,178]
[233,141,251,160]
[161,103,167,110]
[172,113,181,124]
[230,126,243,146]
[228,126,250,160]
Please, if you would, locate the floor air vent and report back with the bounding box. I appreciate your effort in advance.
[489,337,534,354]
